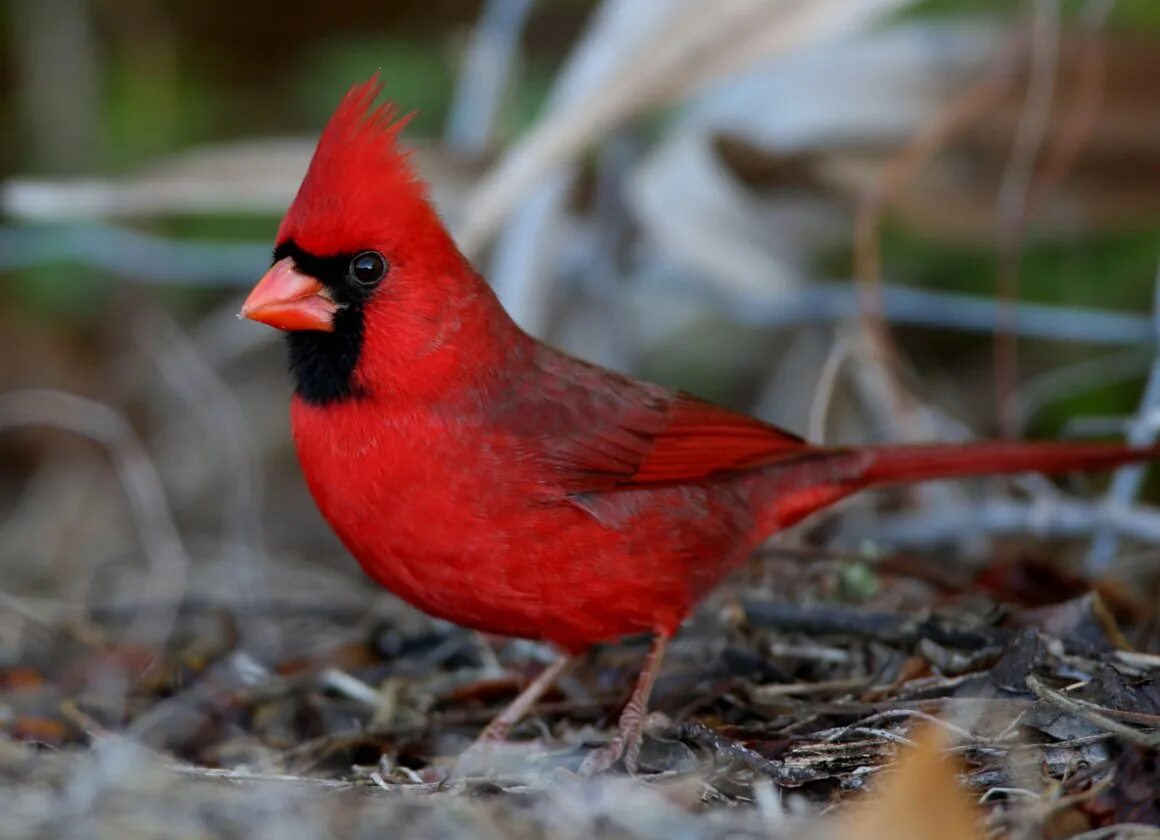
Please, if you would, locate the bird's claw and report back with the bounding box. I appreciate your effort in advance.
[577,737,625,776]
[577,713,645,776]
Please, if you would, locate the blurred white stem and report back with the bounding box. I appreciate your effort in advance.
[459,0,916,257]
[446,0,536,156]
[1087,264,1160,573]
[487,0,672,333]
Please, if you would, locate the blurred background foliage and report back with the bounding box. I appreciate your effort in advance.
[3,1,1157,339]
[2,6,1155,293]
[2,0,1160,559]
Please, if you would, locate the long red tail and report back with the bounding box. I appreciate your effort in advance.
[855,441,1159,484]
[763,441,1160,532]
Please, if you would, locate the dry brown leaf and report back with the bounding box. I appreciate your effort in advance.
[831,723,984,840]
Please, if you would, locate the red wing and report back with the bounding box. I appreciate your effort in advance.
[546,392,813,494]
[628,395,810,484]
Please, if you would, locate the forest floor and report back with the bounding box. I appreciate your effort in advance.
[3,538,1159,839]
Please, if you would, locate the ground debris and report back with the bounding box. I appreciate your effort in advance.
[2,548,1159,838]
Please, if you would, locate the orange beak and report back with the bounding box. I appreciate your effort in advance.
[241,258,338,332]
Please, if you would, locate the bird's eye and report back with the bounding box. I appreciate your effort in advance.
[349,251,387,286]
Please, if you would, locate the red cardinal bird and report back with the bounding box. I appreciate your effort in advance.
[243,77,1158,773]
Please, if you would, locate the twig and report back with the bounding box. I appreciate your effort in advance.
[1025,0,1114,210]
[807,336,850,444]
[1088,263,1160,573]
[1026,673,1160,749]
[742,600,1009,650]
[823,709,980,743]
[1069,825,1160,840]
[644,267,1158,347]
[367,772,443,793]
[1018,347,1153,433]
[853,43,1019,436]
[822,727,916,747]
[978,786,1040,803]
[319,668,386,709]
[1113,650,1160,670]
[994,0,1061,437]
[766,640,851,664]
[751,678,870,699]
[167,764,359,790]
[673,720,818,784]
[840,495,1160,549]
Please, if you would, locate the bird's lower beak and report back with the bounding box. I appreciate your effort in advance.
[241,257,337,332]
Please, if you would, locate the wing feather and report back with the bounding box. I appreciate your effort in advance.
[544,391,810,493]
[501,348,814,494]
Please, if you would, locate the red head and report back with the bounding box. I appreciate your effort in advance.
[274,75,443,261]
[242,76,510,405]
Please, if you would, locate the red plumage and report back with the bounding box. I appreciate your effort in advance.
[243,78,1160,771]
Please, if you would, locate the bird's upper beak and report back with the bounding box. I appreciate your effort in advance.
[241,257,337,332]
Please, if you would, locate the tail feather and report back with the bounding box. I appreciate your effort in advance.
[855,441,1160,485]
[762,441,1160,532]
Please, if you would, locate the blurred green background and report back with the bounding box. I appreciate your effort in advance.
[2,0,1159,449]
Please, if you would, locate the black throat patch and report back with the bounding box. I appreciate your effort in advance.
[274,241,374,406]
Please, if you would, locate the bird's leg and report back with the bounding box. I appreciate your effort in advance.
[578,633,668,776]
[474,655,571,744]
[449,655,572,779]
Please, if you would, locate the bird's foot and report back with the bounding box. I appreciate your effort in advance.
[453,656,571,776]
[577,735,627,776]
[578,633,669,776]
[577,705,646,776]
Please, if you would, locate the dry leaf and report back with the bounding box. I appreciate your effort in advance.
[831,723,984,840]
